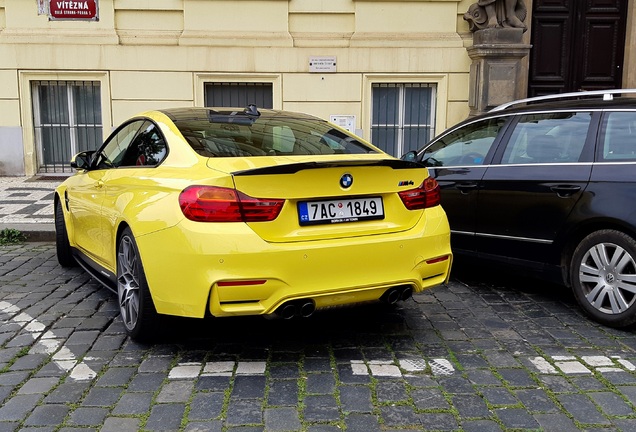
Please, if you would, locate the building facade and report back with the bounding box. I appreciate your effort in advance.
[0,0,634,177]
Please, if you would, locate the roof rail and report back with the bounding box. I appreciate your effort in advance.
[490,89,636,112]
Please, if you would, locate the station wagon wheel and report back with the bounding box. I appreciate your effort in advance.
[570,230,636,328]
[117,227,158,341]
[54,200,76,267]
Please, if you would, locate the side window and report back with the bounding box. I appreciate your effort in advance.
[122,121,168,166]
[501,112,591,164]
[96,121,144,169]
[599,112,636,161]
[420,117,507,167]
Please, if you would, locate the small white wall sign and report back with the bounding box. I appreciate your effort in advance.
[330,115,356,133]
[309,56,337,73]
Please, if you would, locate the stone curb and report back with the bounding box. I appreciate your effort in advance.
[0,223,55,242]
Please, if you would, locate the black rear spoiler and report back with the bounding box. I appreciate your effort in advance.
[233,159,424,176]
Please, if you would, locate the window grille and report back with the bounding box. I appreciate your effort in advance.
[32,81,102,173]
[204,82,273,109]
[371,83,436,157]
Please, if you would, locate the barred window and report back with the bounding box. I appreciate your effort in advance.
[204,82,273,109]
[371,83,436,157]
[32,81,102,173]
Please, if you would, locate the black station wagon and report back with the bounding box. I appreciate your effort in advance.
[404,89,636,328]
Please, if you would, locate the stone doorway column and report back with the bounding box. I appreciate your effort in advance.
[463,1,532,116]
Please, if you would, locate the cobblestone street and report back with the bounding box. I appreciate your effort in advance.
[1,242,636,431]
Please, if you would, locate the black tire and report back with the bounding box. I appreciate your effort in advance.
[55,200,76,267]
[117,227,159,341]
[570,229,636,328]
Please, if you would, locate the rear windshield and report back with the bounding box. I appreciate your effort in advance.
[174,115,378,157]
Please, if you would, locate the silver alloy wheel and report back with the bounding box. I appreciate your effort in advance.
[578,242,636,315]
[118,235,140,331]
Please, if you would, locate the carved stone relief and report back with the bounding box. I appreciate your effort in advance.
[464,0,528,32]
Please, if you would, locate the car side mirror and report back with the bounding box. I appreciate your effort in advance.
[70,151,95,170]
[401,150,418,163]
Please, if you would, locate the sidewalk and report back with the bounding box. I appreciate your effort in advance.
[0,176,60,241]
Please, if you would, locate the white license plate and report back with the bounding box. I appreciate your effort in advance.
[298,197,384,225]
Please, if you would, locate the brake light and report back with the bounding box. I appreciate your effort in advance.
[398,177,441,210]
[179,186,284,222]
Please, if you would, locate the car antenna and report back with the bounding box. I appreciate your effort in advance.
[244,104,260,116]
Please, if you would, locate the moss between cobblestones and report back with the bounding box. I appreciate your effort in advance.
[521,347,635,430]
[137,354,180,430]
[446,348,463,373]
[473,365,525,430]
[181,387,194,430]
[584,366,636,426]
[296,355,308,427]
[134,412,151,431]
[594,369,636,407]
[0,345,33,429]
[0,273,113,431]
[120,351,153,430]
[528,347,595,428]
[259,352,335,432]
[218,357,237,422]
[0,346,29,373]
[329,347,346,430]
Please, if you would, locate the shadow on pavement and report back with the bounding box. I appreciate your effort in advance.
[135,258,585,347]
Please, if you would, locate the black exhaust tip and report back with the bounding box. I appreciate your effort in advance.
[275,300,316,319]
[276,303,297,319]
[381,288,401,304]
[381,285,414,305]
[299,301,316,318]
[400,286,413,301]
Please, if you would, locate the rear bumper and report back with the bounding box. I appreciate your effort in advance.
[136,206,452,318]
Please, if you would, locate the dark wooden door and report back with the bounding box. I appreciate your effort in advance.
[528,0,628,97]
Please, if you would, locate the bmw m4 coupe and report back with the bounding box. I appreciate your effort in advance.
[55,106,452,341]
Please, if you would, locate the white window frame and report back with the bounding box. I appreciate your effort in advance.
[19,71,111,177]
[363,74,448,155]
[194,73,282,109]
[32,81,103,171]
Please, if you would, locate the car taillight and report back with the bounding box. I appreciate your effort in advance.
[179,186,284,222]
[398,177,441,210]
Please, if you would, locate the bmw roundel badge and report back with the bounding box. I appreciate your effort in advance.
[340,173,353,189]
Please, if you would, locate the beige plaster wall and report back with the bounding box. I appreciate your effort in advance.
[0,0,471,175]
[0,1,5,29]
[354,1,456,33]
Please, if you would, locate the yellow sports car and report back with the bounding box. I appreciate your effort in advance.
[54,106,452,340]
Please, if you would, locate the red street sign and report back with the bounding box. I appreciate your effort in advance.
[49,0,98,21]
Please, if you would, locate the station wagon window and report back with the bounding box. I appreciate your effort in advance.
[502,112,591,164]
[599,111,636,161]
[420,117,506,167]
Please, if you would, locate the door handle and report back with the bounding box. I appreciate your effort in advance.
[456,183,478,194]
[94,180,104,189]
[550,185,580,197]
